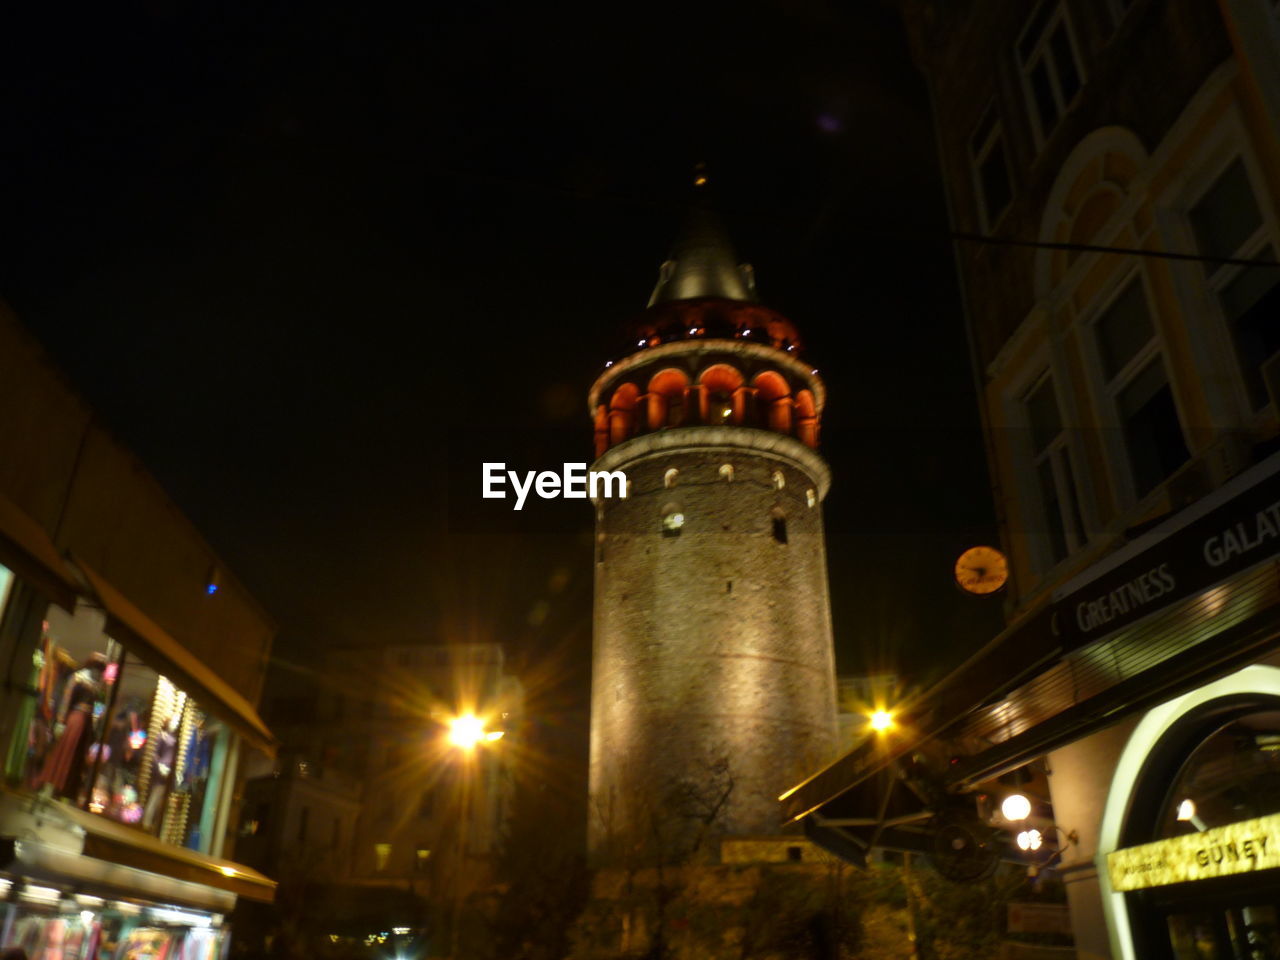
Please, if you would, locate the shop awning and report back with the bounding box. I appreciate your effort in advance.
[0,790,275,908]
[783,448,1280,852]
[0,490,78,611]
[70,557,277,758]
[74,808,276,905]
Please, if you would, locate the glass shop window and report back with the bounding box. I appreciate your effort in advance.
[1024,372,1085,567]
[5,600,230,854]
[1093,277,1189,499]
[1189,157,1280,412]
[1158,708,1280,840]
[970,103,1013,231]
[1016,1,1084,146]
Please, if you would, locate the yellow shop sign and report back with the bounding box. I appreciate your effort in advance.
[1108,812,1280,891]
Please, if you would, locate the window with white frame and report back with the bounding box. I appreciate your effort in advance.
[1017,2,1084,145]
[1093,277,1190,499]
[970,104,1013,231]
[1023,372,1085,567]
[1188,157,1280,412]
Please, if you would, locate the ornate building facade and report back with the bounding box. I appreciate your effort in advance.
[785,3,1280,959]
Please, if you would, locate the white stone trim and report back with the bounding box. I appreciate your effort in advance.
[1097,664,1280,960]
[590,426,832,499]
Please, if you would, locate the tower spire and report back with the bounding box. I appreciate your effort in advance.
[647,170,758,307]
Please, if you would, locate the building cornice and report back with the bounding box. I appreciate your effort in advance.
[590,425,832,500]
[587,339,826,414]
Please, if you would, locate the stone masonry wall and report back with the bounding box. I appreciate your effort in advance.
[589,431,839,856]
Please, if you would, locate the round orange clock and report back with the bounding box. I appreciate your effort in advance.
[954,545,1009,595]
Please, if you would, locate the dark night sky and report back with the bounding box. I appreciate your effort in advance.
[1,1,1002,721]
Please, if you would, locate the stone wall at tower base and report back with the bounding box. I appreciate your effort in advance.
[567,860,914,960]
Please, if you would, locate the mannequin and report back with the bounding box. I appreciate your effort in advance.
[37,653,107,799]
[143,709,181,830]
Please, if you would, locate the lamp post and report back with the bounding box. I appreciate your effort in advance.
[444,713,503,960]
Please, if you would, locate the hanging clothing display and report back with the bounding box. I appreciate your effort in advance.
[37,661,106,799]
[4,645,43,781]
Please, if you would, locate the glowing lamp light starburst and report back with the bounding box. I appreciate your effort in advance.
[869,710,894,733]
[1002,793,1032,822]
[1016,829,1043,852]
[447,714,486,749]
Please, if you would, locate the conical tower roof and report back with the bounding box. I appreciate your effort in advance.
[647,204,758,307]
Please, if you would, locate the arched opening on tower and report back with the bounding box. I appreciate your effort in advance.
[753,370,793,434]
[647,368,690,430]
[770,505,789,544]
[593,404,609,458]
[608,383,641,446]
[795,389,819,448]
[698,363,745,425]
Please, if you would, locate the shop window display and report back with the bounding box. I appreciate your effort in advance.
[1,899,226,960]
[5,600,229,853]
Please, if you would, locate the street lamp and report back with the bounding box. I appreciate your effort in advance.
[1001,793,1032,822]
[447,713,505,749]
[444,712,503,959]
[869,709,895,733]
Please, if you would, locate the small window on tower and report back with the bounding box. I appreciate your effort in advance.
[719,463,734,482]
[664,468,679,488]
[772,516,788,544]
[772,470,785,490]
[662,512,685,537]
[806,488,817,508]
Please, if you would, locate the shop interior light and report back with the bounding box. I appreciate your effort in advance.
[392,927,411,935]
[111,901,142,915]
[1001,793,1032,822]
[19,883,61,904]
[75,894,105,907]
[0,879,11,898]
[149,907,211,927]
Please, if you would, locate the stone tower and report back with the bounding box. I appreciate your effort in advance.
[587,203,838,858]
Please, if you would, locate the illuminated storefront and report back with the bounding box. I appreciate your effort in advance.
[0,305,278,957]
[782,451,1280,960]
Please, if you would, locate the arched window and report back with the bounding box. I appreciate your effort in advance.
[593,404,609,458]
[770,507,788,544]
[608,383,641,446]
[660,502,684,537]
[753,370,793,434]
[647,368,690,429]
[699,364,745,425]
[795,390,819,447]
